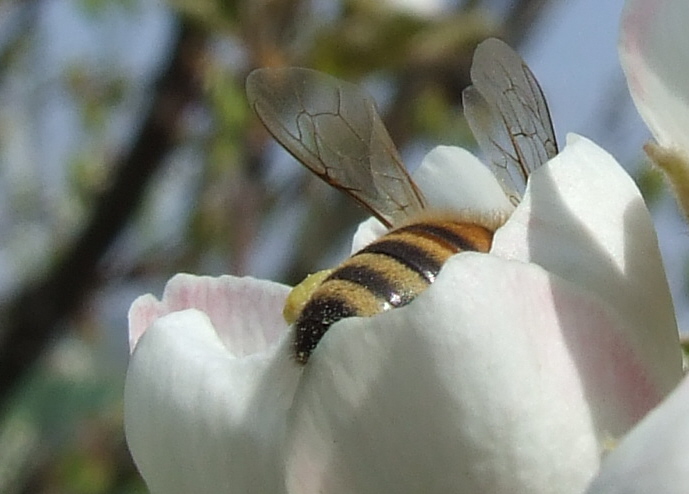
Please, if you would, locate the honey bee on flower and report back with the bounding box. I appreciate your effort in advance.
[246,38,558,364]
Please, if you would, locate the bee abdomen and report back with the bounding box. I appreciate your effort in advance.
[358,219,493,283]
[293,219,494,363]
[294,296,359,364]
[327,263,417,308]
[293,256,423,364]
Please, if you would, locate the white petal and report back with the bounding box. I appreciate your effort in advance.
[587,375,689,494]
[413,145,513,214]
[493,134,681,393]
[286,254,659,494]
[125,277,301,494]
[620,0,689,152]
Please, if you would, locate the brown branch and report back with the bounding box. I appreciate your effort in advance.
[0,18,207,410]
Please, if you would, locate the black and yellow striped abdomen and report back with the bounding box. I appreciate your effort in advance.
[293,218,494,363]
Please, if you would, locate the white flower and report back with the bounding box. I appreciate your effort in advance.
[578,0,689,491]
[125,133,680,493]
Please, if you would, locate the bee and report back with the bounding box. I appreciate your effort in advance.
[246,38,558,364]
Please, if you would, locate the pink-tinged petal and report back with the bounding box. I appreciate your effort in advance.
[620,0,689,152]
[413,145,513,214]
[128,274,290,353]
[286,254,659,494]
[586,375,689,494]
[493,134,681,394]
[125,308,301,494]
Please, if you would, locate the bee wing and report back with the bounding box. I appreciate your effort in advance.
[462,38,558,204]
[246,67,426,228]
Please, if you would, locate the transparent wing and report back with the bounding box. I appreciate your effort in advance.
[462,38,558,204]
[246,67,426,228]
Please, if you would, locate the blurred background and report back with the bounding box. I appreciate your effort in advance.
[0,0,685,492]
